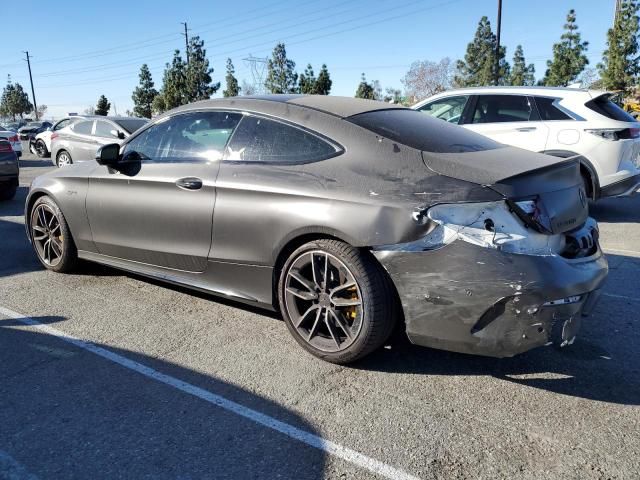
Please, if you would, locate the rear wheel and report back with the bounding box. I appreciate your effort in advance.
[56,150,72,167]
[278,239,397,364]
[35,139,49,158]
[29,196,78,273]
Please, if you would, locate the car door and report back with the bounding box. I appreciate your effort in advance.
[67,120,96,161]
[462,94,550,152]
[93,119,122,153]
[86,110,242,271]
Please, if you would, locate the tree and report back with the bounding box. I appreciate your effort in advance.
[265,43,298,94]
[598,0,639,91]
[578,67,600,88]
[383,87,403,103]
[0,77,33,120]
[298,64,317,94]
[401,57,454,102]
[241,80,257,96]
[315,64,332,95]
[37,104,47,118]
[185,35,219,102]
[455,16,509,87]
[223,58,240,97]
[84,106,96,115]
[355,73,376,99]
[154,50,188,114]
[509,45,536,86]
[543,9,589,86]
[95,95,111,116]
[132,64,158,118]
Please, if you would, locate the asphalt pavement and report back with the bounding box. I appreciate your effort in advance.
[1,146,639,479]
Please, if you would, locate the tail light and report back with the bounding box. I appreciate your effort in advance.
[585,127,640,140]
[0,141,13,152]
[8,134,18,143]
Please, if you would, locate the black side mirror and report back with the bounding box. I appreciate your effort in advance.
[96,143,121,166]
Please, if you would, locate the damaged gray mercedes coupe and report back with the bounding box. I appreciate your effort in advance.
[25,95,608,364]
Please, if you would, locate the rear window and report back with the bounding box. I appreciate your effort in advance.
[348,109,500,153]
[115,119,148,134]
[586,96,637,122]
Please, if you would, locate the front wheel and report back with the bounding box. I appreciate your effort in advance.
[56,151,72,167]
[29,196,78,272]
[278,239,397,364]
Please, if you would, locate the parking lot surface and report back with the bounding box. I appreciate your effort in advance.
[1,146,639,479]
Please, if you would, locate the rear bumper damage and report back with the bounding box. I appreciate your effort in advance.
[374,240,608,358]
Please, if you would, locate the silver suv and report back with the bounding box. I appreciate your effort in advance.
[51,116,148,167]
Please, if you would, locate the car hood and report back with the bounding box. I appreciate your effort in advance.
[422,146,587,234]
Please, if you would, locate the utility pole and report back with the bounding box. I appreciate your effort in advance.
[23,51,39,120]
[181,22,189,64]
[495,0,502,86]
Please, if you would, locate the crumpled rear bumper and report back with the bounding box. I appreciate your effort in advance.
[373,241,608,358]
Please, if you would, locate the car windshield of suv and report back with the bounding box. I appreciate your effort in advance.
[114,119,148,134]
[348,108,501,153]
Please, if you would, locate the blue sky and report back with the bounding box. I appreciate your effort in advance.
[3,0,613,118]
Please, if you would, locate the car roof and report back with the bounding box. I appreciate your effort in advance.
[172,95,401,119]
[423,86,606,100]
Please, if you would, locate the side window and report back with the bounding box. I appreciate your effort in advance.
[225,115,338,163]
[72,121,93,135]
[471,95,539,124]
[535,97,573,121]
[418,96,469,124]
[94,120,118,138]
[124,111,242,163]
[53,119,71,131]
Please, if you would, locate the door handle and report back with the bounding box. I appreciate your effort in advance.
[516,127,537,132]
[175,177,203,190]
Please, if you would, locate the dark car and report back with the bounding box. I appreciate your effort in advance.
[24,95,608,364]
[0,139,19,200]
[18,121,52,141]
[50,116,148,167]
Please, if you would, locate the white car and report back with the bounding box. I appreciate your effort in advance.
[413,87,640,200]
[30,116,85,158]
[0,127,22,158]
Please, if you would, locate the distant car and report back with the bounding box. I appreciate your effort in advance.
[50,117,148,167]
[2,121,26,132]
[414,86,640,200]
[0,127,23,158]
[0,139,18,200]
[30,116,87,158]
[18,121,52,141]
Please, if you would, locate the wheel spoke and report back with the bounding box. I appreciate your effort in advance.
[43,239,51,263]
[323,253,329,289]
[329,309,353,341]
[38,207,47,227]
[32,225,46,234]
[324,312,341,348]
[295,304,320,328]
[33,232,47,241]
[286,287,317,301]
[50,238,63,257]
[288,269,316,294]
[50,224,61,234]
[47,213,57,228]
[307,308,323,340]
[332,297,362,307]
[311,253,322,289]
[330,281,357,296]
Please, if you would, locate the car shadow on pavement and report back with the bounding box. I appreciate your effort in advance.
[590,195,640,223]
[0,315,328,479]
[19,158,53,168]
[0,186,28,217]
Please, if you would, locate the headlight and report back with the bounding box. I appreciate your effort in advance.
[406,201,565,255]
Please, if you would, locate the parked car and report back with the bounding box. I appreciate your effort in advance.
[0,139,19,200]
[414,87,640,200]
[50,116,148,167]
[30,116,86,158]
[0,127,23,158]
[2,121,26,132]
[25,95,607,364]
[18,121,52,141]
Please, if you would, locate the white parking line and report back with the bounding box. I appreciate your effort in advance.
[603,292,640,302]
[604,247,640,257]
[0,306,420,480]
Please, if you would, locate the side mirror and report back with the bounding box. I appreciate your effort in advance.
[96,143,121,166]
[110,129,125,140]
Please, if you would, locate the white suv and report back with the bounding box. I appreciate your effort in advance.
[413,87,640,200]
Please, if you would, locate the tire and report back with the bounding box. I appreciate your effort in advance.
[56,150,72,167]
[0,182,17,201]
[278,239,397,364]
[29,196,78,273]
[35,139,49,158]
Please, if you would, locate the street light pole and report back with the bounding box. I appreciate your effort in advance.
[181,22,190,64]
[495,0,502,86]
[23,51,39,120]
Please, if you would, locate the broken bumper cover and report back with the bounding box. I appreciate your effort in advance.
[374,241,608,357]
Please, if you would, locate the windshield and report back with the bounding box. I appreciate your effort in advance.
[348,108,501,153]
[115,119,148,134]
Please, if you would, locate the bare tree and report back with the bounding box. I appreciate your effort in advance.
[241,80,257,96]
[84,106,96,115]
[401,57,454,103]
